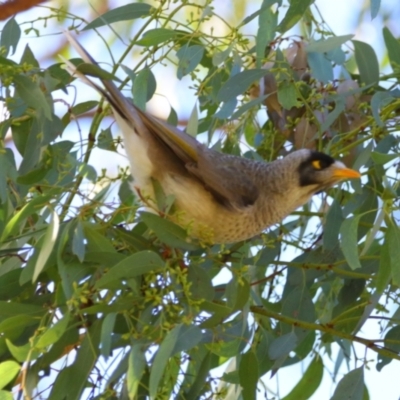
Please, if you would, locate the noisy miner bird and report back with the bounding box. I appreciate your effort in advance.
[63,32,361,244]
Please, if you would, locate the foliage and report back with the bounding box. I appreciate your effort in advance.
[0,0,400,399]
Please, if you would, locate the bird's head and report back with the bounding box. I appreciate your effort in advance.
[282,149,361,195]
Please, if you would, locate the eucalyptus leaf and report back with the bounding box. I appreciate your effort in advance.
[307,52,334,83]
[268,331,297,360]
[177,44,204,79]
[127,344,147,397]
[353,40,379,86]
[0,17,21,56]
[83,3,152,30]
[132,68,157,110]
[149,325,202,398]
[239,350,258,400]
[137,28,177,46]
[306,35,354,53]
[282,357,323,400]
[0,361,20,389]
[340,216,361,270]
[383,27,400,73]
[95,250,164,288]
[33,209,60,283]
[256,4,277,67]
[140,212,200,250]
[13,75,52,120]
[277,0,313,33]
[330,367,364,400]
[217,69,269,102]
[370,0,381,19]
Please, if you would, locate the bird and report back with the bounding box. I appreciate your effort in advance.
[63,32,361,244]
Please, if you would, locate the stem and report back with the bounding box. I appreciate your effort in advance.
[250,305,400,362]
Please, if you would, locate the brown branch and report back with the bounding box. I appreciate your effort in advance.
[250,305,400,362]
[0,0,47,20]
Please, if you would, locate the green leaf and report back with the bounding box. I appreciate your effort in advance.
[282,286,316,342]
[83,225,115,253]
[352,40,379,86]
[0,315,38,337]
[330,367,364,400]
[149,325,202,398]
[277,0,313,33]
[1,194,52,241]
[282,357,323,400]
[72,220,85,262]
[212,45,232,66]
[277,80,298,109]
[370,91,397,126]
[215,98,237,119]
[383,27,400,73]
[20,44,39,67]
[48,320,102,400]
[0,361,20,389]
[183,350,212,398]
[217,69,269,102]
[140,212,199,250]
[370,151,398,165]
[97,127,117,151]
[377,326,400,371]
[187,265,214,301]
[307,52,333,83]
[95,250,164,288]
[376,238,391,293]
[137,28,178,46]
[370,0,381,19]
[71,100,98,115]
[177,44,204,79]
[6,339,39,362]
[0,301,44,317]
[76,62,120,82]
[83,3,152,30]
[323,199,344,250]
[320,98,346,132]
[33,209,60,283]
[256,4,277,67]
[231,94,269,120]
[239,0,279,27]
[239,350,258,400]
[200,300,232,329]
[13,75,52,120]
[132,68,157,110]
[0,17,21,56]
[306,35,354,53]
[36,313,70,349]
[100,313,117,358]
[186,103,199,135]
[268,331,297,360]
[127,344,147,397]
[387,223,400,287]
[0,149,15,203]
[0,390,13,400]
[226,278,250,311]
[167,106,178,126]
[340,216,361,270]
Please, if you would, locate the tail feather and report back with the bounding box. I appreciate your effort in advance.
[63,31,199,164]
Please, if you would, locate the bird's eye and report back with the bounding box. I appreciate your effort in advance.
[312,160,322,170]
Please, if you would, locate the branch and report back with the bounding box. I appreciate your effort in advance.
[250,305,400,362]
[0,0,47,21]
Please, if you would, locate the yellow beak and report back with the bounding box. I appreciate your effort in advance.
[332,163,361,180]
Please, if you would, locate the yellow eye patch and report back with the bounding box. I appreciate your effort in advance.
[312,160,322,170]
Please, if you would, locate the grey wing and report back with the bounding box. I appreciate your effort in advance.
[186,147,261,209]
